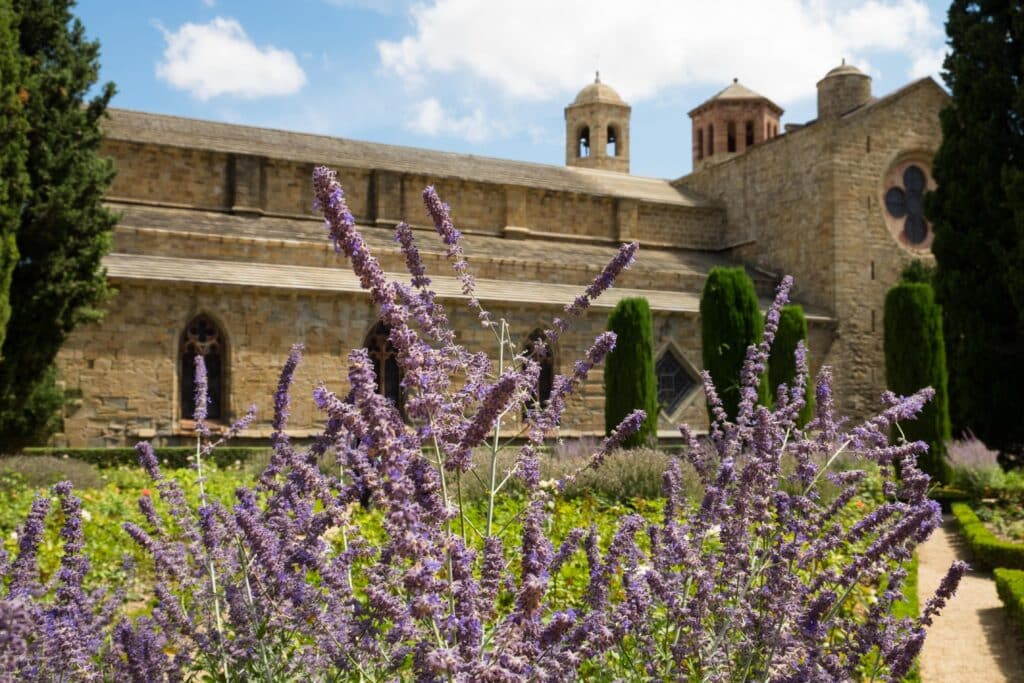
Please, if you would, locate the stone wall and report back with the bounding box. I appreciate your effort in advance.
[57,274,837,447]
[677,117,836,312]
[102,138,722,250]
[824,82,946,417]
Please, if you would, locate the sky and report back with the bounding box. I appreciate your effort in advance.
[76,0,953,179]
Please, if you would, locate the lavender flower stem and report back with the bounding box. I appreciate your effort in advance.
[803,438,853,496]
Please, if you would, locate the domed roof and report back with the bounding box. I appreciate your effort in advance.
[823,60,868,78]
[572,72,626,106]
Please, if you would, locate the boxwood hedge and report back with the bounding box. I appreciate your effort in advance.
[951,502,1024,570]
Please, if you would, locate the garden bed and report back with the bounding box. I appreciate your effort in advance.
[951,502,1024,570]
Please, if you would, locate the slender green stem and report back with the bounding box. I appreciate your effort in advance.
[196,433,230,682]
[485,321,508,538]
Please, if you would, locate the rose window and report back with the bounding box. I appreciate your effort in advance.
[882,161,935,251]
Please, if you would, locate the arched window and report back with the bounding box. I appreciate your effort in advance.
[607,125,618,156]
[745,120,755,148]
[180,314,225,421]
[523,330,554,412]
[364,321,403,413]
[727,121,737,153]
[697,129,704,161]
[577,126,590,158]
[708,125,715,156]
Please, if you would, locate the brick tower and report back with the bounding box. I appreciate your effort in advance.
[688,79,783,169]
[565,72,631,173]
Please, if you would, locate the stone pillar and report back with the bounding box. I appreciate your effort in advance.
[371,170,404,227]
[229,154,265,215]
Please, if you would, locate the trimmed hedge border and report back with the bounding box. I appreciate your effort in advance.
[18,447,270,469]
[951,502,1024,570]
[994,568,1024,634]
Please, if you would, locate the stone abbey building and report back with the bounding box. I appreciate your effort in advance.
[55,64,948,446]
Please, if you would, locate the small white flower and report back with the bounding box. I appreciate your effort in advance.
[9,531,17,542]
[81,509,92,523]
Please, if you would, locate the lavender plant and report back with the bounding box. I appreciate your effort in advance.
[0,167,965,681]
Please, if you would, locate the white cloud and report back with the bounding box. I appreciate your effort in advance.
[377,0,943,105]
[156,17,307,100]
[908,46,947,80]
[200,0,216,7]
[407,98,498,142]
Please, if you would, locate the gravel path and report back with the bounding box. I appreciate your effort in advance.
[918,515,1024,683]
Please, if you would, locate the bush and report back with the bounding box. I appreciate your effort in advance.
[884,282,951,482]
[19,446,271,469]
[994,568,1024,635]
[0,455,103,491]
[700,266,765,420]
[767,303,814,426]
[951,502,1024,570]
[948,433,1004,497]
[604,297,658,447]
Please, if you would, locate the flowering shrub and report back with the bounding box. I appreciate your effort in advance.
[0,166,965,681]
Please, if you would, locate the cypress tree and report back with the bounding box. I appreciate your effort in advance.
[700,266,765,422]
[767,304,814,427]
[0,1,29,354]
[883,282,951,482]
[926,0,1024,462]
[604,297,658,448]
[0,0,117,447]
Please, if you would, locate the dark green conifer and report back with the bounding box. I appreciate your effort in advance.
[700,267,764,421]
[0,0,117,447]
[604,297,658,448]
[767,304,814,427]
[0,1,29,353]
[926,0,1024,462]
[884,282,951,482]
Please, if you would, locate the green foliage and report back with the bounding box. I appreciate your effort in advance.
[994,568,1024,636]
[883,282,951,482]
[0,462,659,611]
[0,0,118,448]
[0,2,29,354]
[604,297,658,448]
[20,445,272,469]
[951,502,1024,570]
[767,304,814,426]
[900,260,934,286]
[700,266,764,420]
[926,0,1024,462]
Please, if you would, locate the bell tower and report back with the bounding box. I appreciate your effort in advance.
[565,72,631,173]
[688,78,783,170]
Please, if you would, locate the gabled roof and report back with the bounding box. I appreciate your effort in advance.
[103,109,710,208]
[838,76,949,121]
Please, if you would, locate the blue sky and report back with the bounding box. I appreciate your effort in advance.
[77,0,953,179]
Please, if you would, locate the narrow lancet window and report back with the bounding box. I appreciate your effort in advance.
[180,314,225,421]
[607,125,618,156]
[364,321,404,414]
[523,330,554,413]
